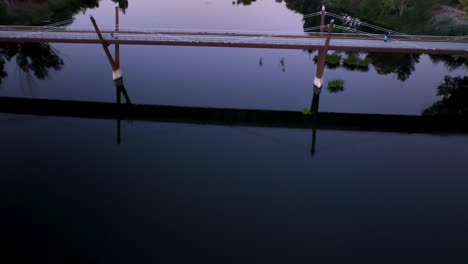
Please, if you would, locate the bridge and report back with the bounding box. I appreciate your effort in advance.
[0,10,467,55]
[2,7,467,152]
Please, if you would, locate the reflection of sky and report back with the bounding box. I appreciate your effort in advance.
[73,0,304,33]
[1,0,466,115]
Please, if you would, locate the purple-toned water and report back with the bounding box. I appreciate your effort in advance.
[1,1,467,262]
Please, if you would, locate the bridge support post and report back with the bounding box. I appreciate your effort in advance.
[90,15,131,105]
[90,16,119,75]
[314,19,334,89]
[310,86,321,156]
[320,5,326,34]
[115,6,120,67]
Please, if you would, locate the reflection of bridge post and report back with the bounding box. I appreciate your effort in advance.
[115,6,120,67]
[310,86,321,156]
[90,13,132,144]
[90,14,131,104]
[117,117,122,144]
[320,5,326,34]
[311,19,332,156]
[114,74,132,144]
[90,16,120,77]
[115,77,122,145]
[314,19,334,89]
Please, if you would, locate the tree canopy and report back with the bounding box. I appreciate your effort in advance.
[423,76,468,116]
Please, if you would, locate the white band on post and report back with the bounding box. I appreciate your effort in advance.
[112,69,122,80]
[314,76,323,88]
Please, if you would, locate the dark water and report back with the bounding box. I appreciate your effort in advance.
[1,113,468,262]
[1,0,468,262]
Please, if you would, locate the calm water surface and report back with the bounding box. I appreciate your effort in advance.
[0,0,466,114]
[1,0,468,262]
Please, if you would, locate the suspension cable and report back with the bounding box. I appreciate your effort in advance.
[303,11,322,19]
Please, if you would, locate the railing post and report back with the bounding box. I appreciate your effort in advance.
[320,5,326,34]
[314,19,334,89]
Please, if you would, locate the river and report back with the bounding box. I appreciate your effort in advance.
[1,0,468,262]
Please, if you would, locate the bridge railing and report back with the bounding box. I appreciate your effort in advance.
[305,11,468,42]
[0,25,467,43]
[0,25,309,36]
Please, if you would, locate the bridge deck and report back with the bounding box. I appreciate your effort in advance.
[1,29,467,54]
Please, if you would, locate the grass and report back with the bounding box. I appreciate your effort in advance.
[327,79,345,93]
[313,52,342,69]
[343,55,371,71]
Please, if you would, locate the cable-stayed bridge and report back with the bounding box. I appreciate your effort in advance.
[0,11,466,55]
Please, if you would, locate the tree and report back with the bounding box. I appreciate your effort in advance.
[366,53,420,82]
[460,0,468,12]
[423,76,468,116]
[15,43,63,79]
[236,0,256,5]
[429,54,468,71]
[0,58,7,86]
[383,0,412,16]
[397,0,410,16]
[112,0,128,13]
[0,42,64,87]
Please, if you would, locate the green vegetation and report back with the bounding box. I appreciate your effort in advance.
[327,79,345,93]
[269,0,468,35]
[313,52,342,69]
[460,0,468,11]
[302,107,312,115]
[235,0,256,5]
[0,0,96,25]
[0,42,63,86]
[0,57,7,86]
[367,53,420,81]
[423,75,468,116]
[0,0,119,85]
[343,54,371,71]
[429,54,468,71]
[0,0,128,25]
[324,53,342,69]
[311,52,419,81]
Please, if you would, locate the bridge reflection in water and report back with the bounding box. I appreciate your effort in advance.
[1,7,467,151]
[0,8,467,55]
[1,93,468,154]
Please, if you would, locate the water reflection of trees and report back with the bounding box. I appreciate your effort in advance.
[423,76,468,116]
[429,55,468,71]
[0,57,7,86]
[0,43,64,86]
[235,0,257,5]
[238,0,466,36]
[311,51,420,81]
[272,0,462,76]
[0,0,129,86]
[366,53,420,82]
[0,0,128,25]
[280,0,467,35]
[112,0,128,13]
